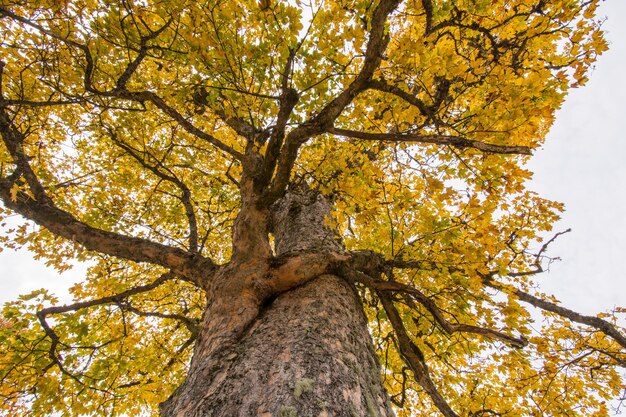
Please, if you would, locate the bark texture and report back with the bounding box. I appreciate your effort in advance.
[270,189,343,255]
[165,274,393,417]
[160,190,394,417]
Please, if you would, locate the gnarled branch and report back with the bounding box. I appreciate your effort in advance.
[0,176,210,282]
[0,71,217,281]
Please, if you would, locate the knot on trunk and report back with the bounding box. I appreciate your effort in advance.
[270,188,343,255]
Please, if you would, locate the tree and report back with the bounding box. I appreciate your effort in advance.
[0,0,623,415]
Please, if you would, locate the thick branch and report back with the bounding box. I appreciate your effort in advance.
[253,251,349,301]
[260,49,299,187]
[311,0,401,128]
[329,127,532,155]
[1,103,214,282]
[377,291,460,417]
[213,107,263,140]
[422,0,434,34]
[0,178,211,282]
[0,106,52,204]
[368,79,431,117]
[265,0,402,203]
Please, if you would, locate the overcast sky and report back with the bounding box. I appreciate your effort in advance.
[525,0,626,318]
[1,2,624,321]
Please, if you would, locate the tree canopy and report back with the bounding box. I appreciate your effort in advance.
[0,0,624,416]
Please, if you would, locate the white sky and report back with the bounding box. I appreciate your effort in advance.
[0,2,624,316]
[525,0,626,317]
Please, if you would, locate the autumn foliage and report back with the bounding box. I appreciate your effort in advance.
[0,0,624,416]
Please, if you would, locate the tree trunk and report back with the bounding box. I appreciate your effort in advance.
[160,190,394,417]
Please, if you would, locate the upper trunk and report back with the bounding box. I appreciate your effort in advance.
[270,188,343,255]
[160,189,394,417]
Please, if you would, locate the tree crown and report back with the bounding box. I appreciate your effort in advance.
[0,0,623,416]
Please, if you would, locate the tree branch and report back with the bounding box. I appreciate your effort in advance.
[35,273,190,386]
[379,240,626,355]
[329,127,532,155]
[0,187,217,288]
[422,0,434,35]
[347,269,527,348]
[0,106,213,280]
[114,16,174,91]
[0,180,211,280]
[108,130,199,253]
[260,49,299,187]
[483,276,626,350]
[37,273,174,318]
[0,98,87,108]
[265,0,402,203]
[213,107,264,140]
[311,0,402,128]
[0,7,244,161]
[377,291,461,417]
[0,108,52,204]
[1,48,224,283]
[117,301,199,337]
[367,78,432,117]
[253,251,350,302]
[104,89,244,161]
[0,6,96,92]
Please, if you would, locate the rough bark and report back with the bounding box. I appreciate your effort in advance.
[270,189,343,255]
[162,274,393,417]
[160,190,394,417]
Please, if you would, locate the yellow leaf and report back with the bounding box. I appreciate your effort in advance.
[9,183,19,202]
